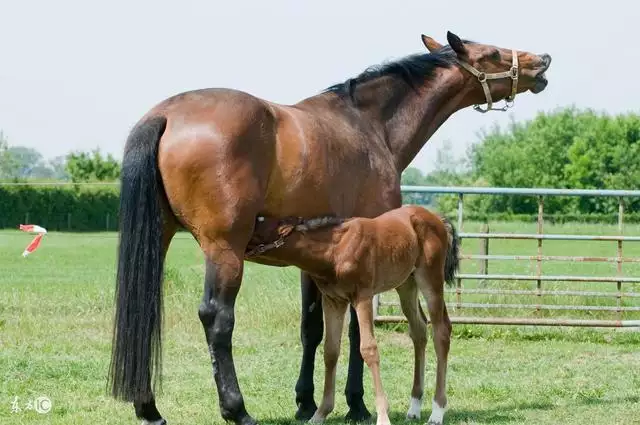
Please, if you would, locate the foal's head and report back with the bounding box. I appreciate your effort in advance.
[422,31,552,112]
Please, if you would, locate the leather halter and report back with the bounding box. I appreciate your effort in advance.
[456,49,519,113]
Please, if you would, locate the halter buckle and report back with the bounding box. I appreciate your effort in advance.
[477,72,487,83]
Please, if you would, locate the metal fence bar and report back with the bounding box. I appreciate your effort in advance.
[536,196,544,312]
[461,233,640,241]
[461,254,640,263]
[456,193,464,309]
[418,289,640,298]
[400,185,640,197]
[374,316,640,327]
[617,196,624,320]
[456,273,640,283]
[378,301,640,312]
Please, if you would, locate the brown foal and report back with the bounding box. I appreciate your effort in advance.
[249,205,460,425]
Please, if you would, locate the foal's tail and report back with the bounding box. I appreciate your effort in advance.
[440,216,460,286]
[108,115,168,403]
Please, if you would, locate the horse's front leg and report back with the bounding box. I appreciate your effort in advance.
[345,305,372,422]
[295,271,324,420]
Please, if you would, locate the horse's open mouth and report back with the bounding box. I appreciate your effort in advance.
[531,73,548,94]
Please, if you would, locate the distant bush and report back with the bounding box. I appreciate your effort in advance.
[0,184,119,231]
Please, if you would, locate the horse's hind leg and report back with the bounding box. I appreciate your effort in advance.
[415,265,451,425]
[134,218,177,425]
[396,276,429,420]
[310,294,348,423]
[198,231,258,425]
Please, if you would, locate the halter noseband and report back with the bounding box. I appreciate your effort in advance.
[456,49,519,113]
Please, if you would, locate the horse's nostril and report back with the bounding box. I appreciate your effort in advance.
[540,53,552,67]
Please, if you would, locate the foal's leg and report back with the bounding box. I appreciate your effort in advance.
[353,299,391,425]
[415,267,452,425]
[295,271,323,420]
[396,277,429,420]
[198,238,256,425]
[310,295,348,423]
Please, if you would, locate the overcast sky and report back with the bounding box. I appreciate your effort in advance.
[1,0,638,173]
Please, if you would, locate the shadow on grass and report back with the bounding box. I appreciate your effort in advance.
[255,395,639,425]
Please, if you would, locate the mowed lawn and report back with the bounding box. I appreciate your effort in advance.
[1,225,639,425]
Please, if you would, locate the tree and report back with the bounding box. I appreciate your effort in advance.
[467,106,640,216]
[48,156,70,180]
[0,133,21,180]
[6,146,44,177]
[65,148,120,182]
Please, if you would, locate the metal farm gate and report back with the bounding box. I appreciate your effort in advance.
[373,186,640,328]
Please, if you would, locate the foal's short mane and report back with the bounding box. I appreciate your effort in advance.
[294,216,347,233]
[323,44,464,101]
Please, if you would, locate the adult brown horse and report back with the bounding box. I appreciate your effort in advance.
[108,31,551,425]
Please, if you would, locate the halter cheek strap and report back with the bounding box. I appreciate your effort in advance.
[456,49,519,113]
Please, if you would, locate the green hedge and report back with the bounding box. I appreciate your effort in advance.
[0,185,120,231]
[2,185,637,232]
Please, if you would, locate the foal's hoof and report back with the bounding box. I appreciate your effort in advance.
[406,396,422,420]
[295,401,319,421]
[308,411,326,424]
[344,400,372,422]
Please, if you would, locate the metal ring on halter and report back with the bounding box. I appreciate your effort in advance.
[456,49,520,113]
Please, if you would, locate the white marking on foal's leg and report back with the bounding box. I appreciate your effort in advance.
[427,399,446,425]
[406,396,422,419]
[141,419,166,425]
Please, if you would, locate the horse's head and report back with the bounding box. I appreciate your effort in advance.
[422,31,552,113]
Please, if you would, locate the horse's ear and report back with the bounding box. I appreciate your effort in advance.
[421,34,443,53]
[446,31,467,56]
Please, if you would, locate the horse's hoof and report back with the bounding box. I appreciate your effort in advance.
[238,415,258,425]
[427,421,442,425]
[344,401,372,422]
[296,401,318,421]
[141,419,167,425]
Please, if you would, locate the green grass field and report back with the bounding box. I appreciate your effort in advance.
[1,224,639,425]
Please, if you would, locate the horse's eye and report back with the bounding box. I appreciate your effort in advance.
[490,51,501,61]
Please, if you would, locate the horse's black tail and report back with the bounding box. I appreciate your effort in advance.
[108,115,168,403]
[440,216,460,286]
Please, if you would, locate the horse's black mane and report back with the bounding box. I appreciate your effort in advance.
[324,45,459,100]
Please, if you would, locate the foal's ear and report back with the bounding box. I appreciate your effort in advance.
[446,31,467,56]
[421,34,443,52]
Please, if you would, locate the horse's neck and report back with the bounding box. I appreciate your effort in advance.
[330,68,469,171]
[386,69,469,170]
